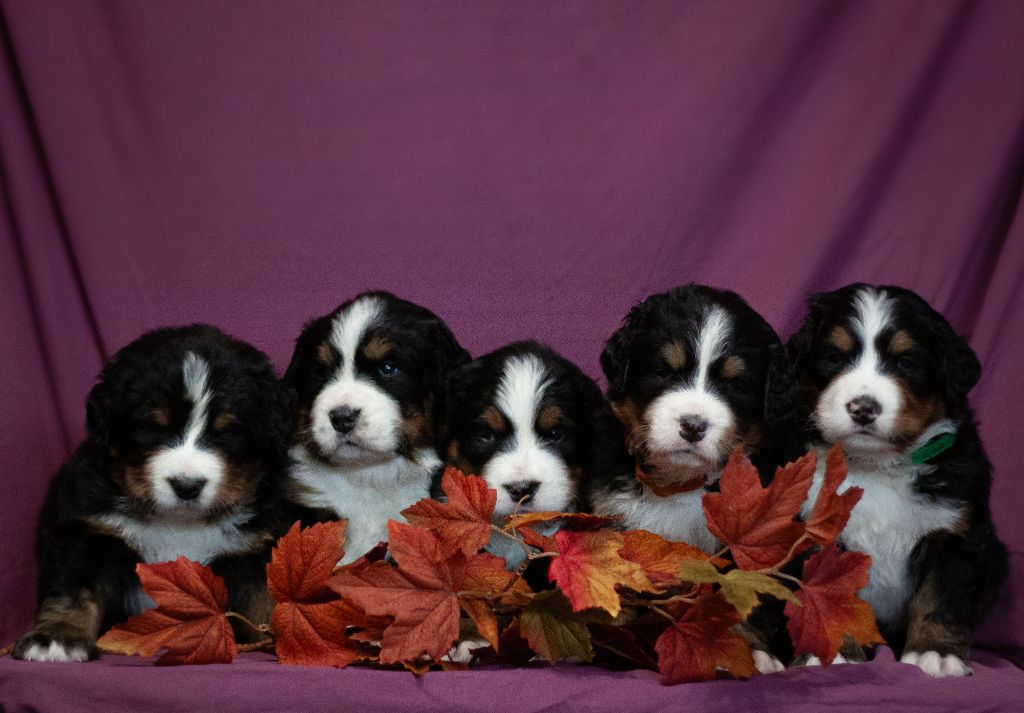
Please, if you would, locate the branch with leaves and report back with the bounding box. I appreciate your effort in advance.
[97,447,884,683]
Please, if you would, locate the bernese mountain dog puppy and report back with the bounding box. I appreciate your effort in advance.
[787,283,1007,677]
[587,284,804,550]
[13,325,291,662]
[283,291,470,564]
[439,341,617,566]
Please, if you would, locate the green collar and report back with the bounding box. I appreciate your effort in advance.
[910,432,957,464]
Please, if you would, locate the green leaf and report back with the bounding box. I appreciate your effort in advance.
[519,590,594,663]
[677,561,799,619]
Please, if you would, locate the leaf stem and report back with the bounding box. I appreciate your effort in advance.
[225,611,270,635]
[237,638,275,653]
[648,606,676,624]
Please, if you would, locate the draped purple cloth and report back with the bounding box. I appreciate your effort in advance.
[1,1,1022,710]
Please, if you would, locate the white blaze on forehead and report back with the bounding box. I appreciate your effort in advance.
[815,287,903,449]
[645,305,735,469]
[312,295,402,460]
[147,352,225,511]
[330,295,384,378]
[485,354,573,516]
[692,306,731,391]
[496,354,550,450]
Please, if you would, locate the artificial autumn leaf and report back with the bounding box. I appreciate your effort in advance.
[333,521,526,664]
[503,511,617,532]
[619,530,725,588]
[519,590,594,663]
[654,592,755,684]
[402,468,496,556]
[518,526,558,552]
[703,450,815,571]
[785,545,884,664]
[804,446,863,548]
[97,557,236,665]
[548,529,656,617]
[677,561,799,619]
[266,520,368,667]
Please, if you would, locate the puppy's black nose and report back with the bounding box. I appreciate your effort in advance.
[168,476,207,502]
[846,396,881,425]
[329,406,361,434]
[504,481,540,505]
[679,415,709,443]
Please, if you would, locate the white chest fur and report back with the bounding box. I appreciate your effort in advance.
[801,446,963,626]
[94,511,257,566]
[289,446,436,565]
[593,486,720,554]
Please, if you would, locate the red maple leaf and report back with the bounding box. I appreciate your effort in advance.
[332,520,528,664]
[267,520,374,667]
[97,556,236,665]
[804,446,862,548]
[785,545,884,664]
[654,592,755,683]
[401,468,496,555]
[548,529,655,616]
[702,450,814,570]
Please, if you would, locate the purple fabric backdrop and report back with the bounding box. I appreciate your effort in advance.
[2,0,1023,709]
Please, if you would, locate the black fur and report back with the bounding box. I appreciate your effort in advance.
[13,325,292,661]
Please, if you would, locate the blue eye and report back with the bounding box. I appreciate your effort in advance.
[377,361,400,378]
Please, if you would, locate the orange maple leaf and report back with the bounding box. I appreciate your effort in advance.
[655,592,755,683]
[702,450,814,570]
[785,545,884,664]
[503,511,618,531]
[518,526,558,552]
[97,557,236,665]
[804,446,863,548]
[548,529,656,617]
[267,520,371,667]
[618,530,726,588]
[332,521,527,663]
[402,468,496,555]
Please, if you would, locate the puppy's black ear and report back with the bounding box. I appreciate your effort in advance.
[85,381,113,447]
[263,377,295,455]
[785,293,827,375]
[935,326,981,414]
[763,342,801,425]
[600,327,631,397]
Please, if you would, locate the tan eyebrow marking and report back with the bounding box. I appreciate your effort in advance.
[481,405,507,433]
[661,341,687,370]
[363,335,392,361]
[317,342,334,365]
[537,405,563,431]
[721,355,745,378]
[151,407,169,427]
[830,326,854,353]
[889,329,915,355]
[213,413,237,431]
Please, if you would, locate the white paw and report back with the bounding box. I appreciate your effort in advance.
[445,638,490,664]
[752,650,785,674]
[901,651,972,678]
[22,641,90,663]
[802,653,851,667]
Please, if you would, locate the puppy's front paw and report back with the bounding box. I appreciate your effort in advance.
[445,637,491,664]
[12,631,96,663]
[901,650,972,678]
[752,650,785,674]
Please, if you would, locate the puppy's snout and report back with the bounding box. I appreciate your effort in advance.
[167,476,207,502]
[504,481,540,505]
[679,414,709,443]
[329,406,361,434]
[846,396,881,426]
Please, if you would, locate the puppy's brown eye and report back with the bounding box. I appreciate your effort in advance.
[821,350,845,368]
[543,427,567,443]
[473,429,497,446]
[896,355,919,373]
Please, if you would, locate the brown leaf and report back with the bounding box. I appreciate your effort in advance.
[503,511,617,532]
[519,590,594,663]
[654,593,755,683]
